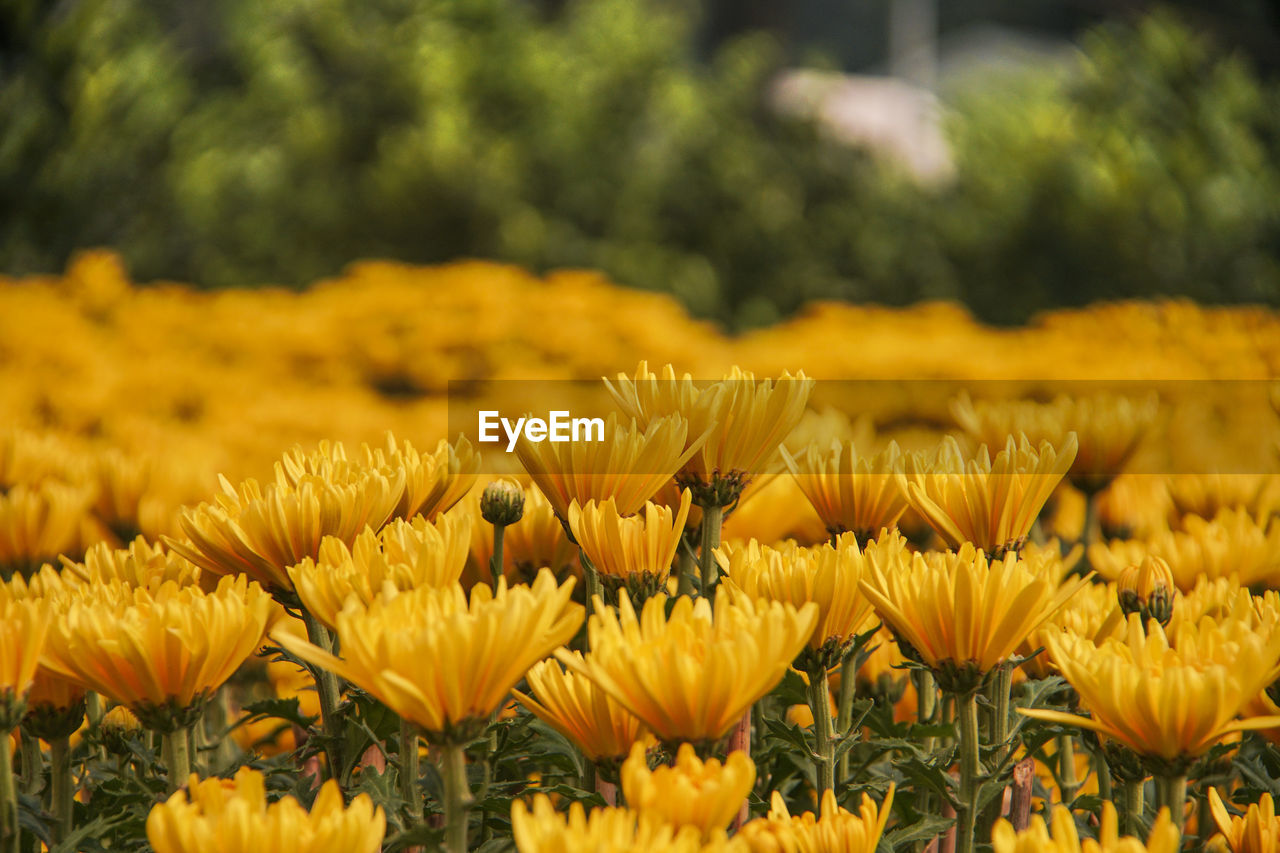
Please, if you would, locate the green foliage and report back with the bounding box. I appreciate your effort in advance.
[1,2,1277,326]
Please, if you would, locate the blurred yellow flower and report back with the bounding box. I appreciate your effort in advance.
[992,800,1179,853]
[41,576,274,731]
[621,742,755,840]
[736,785,894,853]
[0,482,91,580]
[1208,788,1280,853]
[558,593,816,745]
[784,440,907,543]
[0,598,49,727]
[719,533,879,667]
[568,489,691,595]
[898,434,1078,556]
[147,767,385,853]
[515,412,698,521]
[511,795,744,853]
[1022,613,1280,765]
[287,512,471,630]
[278,569,582,740]
[514,653,649,765]
[860,541,1088,691]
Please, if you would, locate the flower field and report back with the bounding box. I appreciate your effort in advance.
[1,250,1280,852]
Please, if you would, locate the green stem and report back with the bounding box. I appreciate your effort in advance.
[440,742,473,853]
[1158,773,1187,833]
[1094,749,1113,803]
[914,669,938,823]
[979,665,1014,837]
[698,505,724,595]
[677,537,697,597]
[50,736,72,845]
[164,726,191,793]
[956,691,981,853]
[399,719,422,826]
[806,665,836,793]
[1081,489,1101,550]
[302,611,346,786]
[489,523,506,588]
[1058,734,1079,805]
[18,732,40,796]
[836,656,857,782]
[0,731,17,853]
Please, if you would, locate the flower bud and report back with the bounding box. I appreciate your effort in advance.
[1117,555,1175,627]
[99,705,143,755]
[480,479,525,527]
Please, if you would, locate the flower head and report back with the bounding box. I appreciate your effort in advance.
[621,742,756,840]
[992,800,1179,853]
[898,434,1078,557]
[511,795,743,853]
[568,489,691,597]
[0,482,91,580]
[147,767,385,853]
[277,569,582,740]
[360,432,479,521]
[558,593,817,745]
[0,598,49,729]
[1117,556,1176,626]
[736,785,894,853]
[1208,788,1280,853]
[783,440,907,544]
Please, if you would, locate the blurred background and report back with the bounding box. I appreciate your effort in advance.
[2,0,1278,329]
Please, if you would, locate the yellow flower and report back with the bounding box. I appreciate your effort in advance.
[951,392,1156,495]
[1024,581,1124,679]
[0,482,91,579]
[558,593,817,745]
[168,446,405,598]
[898,434,1078,556]
[621,742,756,840]
[147,766,385,853]
[736,785,895,853]
[59,537,203,592]
[1165,474,1274,524]
[568,489,691,591]
[1208,788,1280,853]
[514,653,649,764]
[991,801,1179,853]
[41,576,275,731]
[719,533,879,667]
[511,795,745,853]
[287,513,471,630]
[783,440,908,543]
[1021,613,1280,765]
[361,432,479,521]
[1087,508,1280,592]
[277,569,582,740]
[859,540,1089,691]
[1117,556,1175,625]
[515,412,698,521]
[0,598,49,728]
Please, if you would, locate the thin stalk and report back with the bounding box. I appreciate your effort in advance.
[50,735,73,845]
[400,720,422,826]
[1057,734,1079,805]
[489,523,506,588]
[0,730,17,853]
[1081,489,1101,550]
[440,742,473,853]
[301,611,345,786]
[836,657,857,782]
[1158,773,1187,833]
[956,691,981,853]
[806,665,836,793]
[1094,750,1113,803]
[164,726,191,793]
[85,692,106,764]
[914,669,938,836]
[676,537,697,597]
[18,732,40,796]
[979,665,1014,837]
[698,505,724,595]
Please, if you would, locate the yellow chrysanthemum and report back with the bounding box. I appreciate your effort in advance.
[168,447,405,598]
[992,801,1179,853]
[783,440,908,543]
[0,481,91,580]
[1021,612,1280,764]
[1024,581,1124,678]
[736,785,895,853]
[0,598,49,727]
[515,412,698,521]
[568,489,691,588]
[59,537,203,592]
[41,576,275,730]
[1208,788,1280,853]
[277,569,582,739]
[719,533,881,665]
[147,767,384,853]
[287,513,471,630]
[514,653,649,764]
[558,593,817,745]
[898,434,1078,556]
[860,540,1089,690]
[1165,474,1274,525]
[621,742,756,840]
[951,392,1156,495]
[1087,508,1280,592]
[360,432,479,521]
[511,795,745,853]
